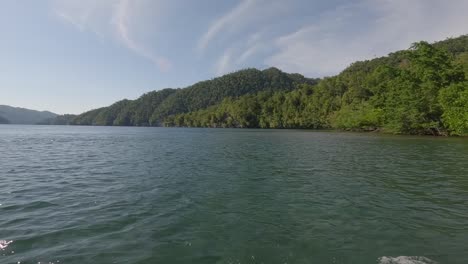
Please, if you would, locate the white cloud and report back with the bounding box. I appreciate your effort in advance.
[55,10,87,32]
[215,32,268,75]
[52,0,468,77]
[215,49,233,76]
[52,0,171,71]
[112,0,171,71]
[266,0,468,77]
[198,0,288,52]
[52,0,115,36]
[198,0,256,51]
[237,33,264,63]
[204,0,289,75]
[237,43,262,64]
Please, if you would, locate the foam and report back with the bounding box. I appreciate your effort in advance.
[0,240,13,250]
[378,256,437,264]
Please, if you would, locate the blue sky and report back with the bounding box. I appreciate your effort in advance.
[1,0,467,114]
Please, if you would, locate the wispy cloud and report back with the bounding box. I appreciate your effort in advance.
[198,0,256,52]
[52,0,468,77]
[112,0,171,71]
[237,33,265,63]
[214,32,268,76]
[203,0,288,75]
[55,10,87,32]
[52,0,114,37]
[53,0,171,71]
[265,0,468,77]
[215,49,234,76]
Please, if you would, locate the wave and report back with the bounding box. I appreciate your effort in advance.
[378,256,438,264]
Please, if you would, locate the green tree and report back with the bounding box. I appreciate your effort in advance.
[438,82,468,135]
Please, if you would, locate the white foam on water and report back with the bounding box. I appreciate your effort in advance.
[0,240,13,250]
[378,256,437,264]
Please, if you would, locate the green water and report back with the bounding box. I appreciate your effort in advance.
[1,125,467,264]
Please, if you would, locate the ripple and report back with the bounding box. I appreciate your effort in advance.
[1,201,57,212]
[1,126,468,263]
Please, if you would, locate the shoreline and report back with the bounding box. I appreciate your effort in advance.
[2,123,466,137]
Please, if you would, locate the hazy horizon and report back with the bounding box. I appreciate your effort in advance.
[1,0,468,114]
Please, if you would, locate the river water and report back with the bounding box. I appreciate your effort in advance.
[1,125,467,264]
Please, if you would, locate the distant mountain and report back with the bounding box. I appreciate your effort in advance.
[0,105,57,124]
[0,115,10,124]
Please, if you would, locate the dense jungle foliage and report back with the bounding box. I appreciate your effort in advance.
[165,37,468,135]
[47,35,468,135]
[49,68,316,126]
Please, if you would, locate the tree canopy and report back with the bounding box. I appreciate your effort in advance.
[166,37,468,136]
[62,68,317,126]
[45,35,468,136]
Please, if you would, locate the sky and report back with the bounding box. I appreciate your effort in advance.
[0,0,467,114]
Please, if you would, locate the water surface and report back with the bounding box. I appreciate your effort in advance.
[1,125,467,263]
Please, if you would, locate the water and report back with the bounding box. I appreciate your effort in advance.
[1,125,467,264]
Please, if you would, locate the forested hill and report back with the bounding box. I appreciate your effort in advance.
[0,105,57,124]
[47,35,468,135]
[165,35,468,135]
[50,68,317,126]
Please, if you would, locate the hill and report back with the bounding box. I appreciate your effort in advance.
[65,68,317,126]
[166,35,468,135]
[45,35,468,135]
[0,105,57,124]
[37,114,77,125]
